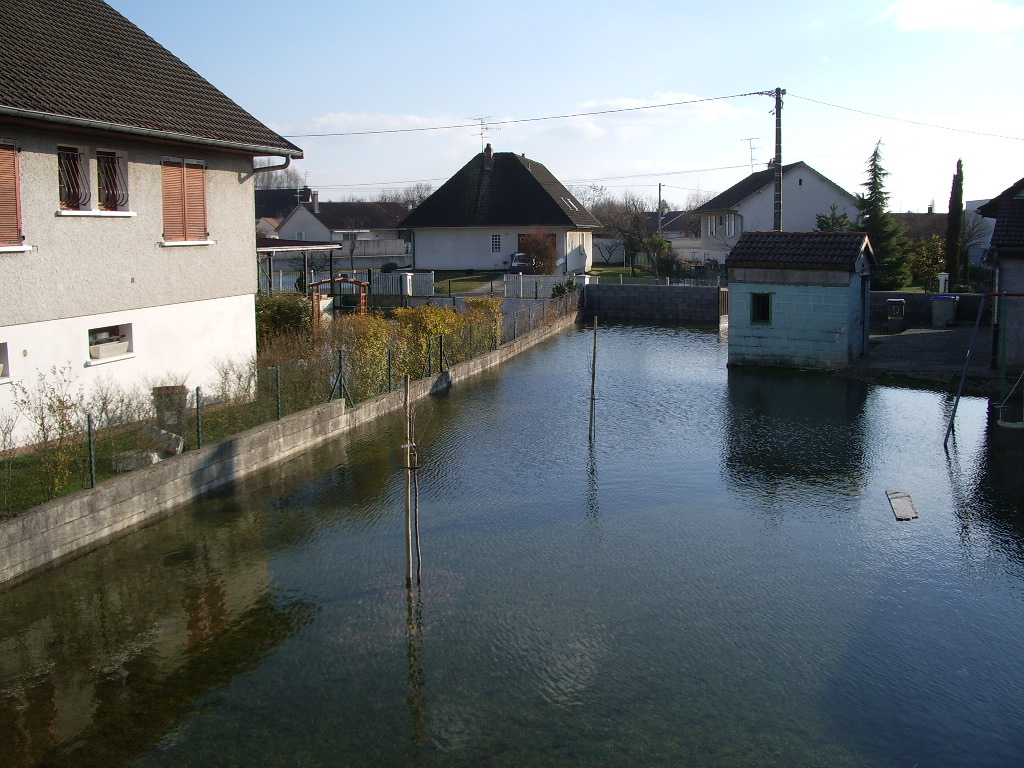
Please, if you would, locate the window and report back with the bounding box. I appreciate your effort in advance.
[162,157,207,242]
[491,234,501,253]
[751,293,772,324]
[707,215,716,238]
[58,146,90,210]
[725,214,736,238]
[87,323,133,362]
[97,151,129,211]
[0,342,9,380]
[0,140,23,247]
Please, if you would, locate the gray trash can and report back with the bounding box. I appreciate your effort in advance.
[886,298,906,333]
[931,295,959,327]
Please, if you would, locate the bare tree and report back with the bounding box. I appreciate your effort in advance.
[254,158,304,190]
[377,182,434,209]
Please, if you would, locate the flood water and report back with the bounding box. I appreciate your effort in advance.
[2,323,1023,767]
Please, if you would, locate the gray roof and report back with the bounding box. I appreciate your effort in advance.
[303,202,409,231]
[693,162,851,214]
[726,231,873,271]
[0,0,301,157]
[978,178,1024,249]
[399,147,600,229]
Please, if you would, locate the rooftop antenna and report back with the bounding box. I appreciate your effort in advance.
[469,116,500,152]
[740,137,760,174]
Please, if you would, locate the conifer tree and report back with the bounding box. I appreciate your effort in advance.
[945,159,964,285]
[856,140,909,290]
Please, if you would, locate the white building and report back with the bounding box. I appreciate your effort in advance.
[0,0,302,442]
[687,162,858,264]
[399,145,600,274]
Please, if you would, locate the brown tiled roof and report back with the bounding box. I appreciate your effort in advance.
[726,231,873,270]
[978,178,1024,249]
[399,149,601,229]
[0,0,301,156]
[304,202,409,230]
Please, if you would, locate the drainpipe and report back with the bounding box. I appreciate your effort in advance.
[253,155,293,175]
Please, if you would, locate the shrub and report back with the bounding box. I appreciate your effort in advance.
[256,293,312,348]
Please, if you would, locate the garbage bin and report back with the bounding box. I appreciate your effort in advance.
[931,295,959,327]
[886,298,906,333]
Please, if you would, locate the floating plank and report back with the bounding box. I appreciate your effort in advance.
[886,490,919,521]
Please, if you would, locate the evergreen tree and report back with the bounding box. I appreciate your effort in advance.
[945,159,964,285]
[856,140,909,290]
[815,203,852,232]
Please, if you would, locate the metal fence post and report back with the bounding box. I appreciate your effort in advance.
[387,348,393,393]
[195,386,203,448]
[87,413,96,488]
[439,334,445,371]
[276,366,282,420]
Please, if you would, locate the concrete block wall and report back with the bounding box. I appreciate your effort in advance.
[581,284,721,324]
[0,313,579,589]
[729,283,852,368]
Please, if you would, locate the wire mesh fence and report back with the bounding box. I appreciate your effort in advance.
[0,293,580,517]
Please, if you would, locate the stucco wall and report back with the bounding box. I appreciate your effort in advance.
[728,282,858,368]
[2,127,256,326]
[412,227,589,272]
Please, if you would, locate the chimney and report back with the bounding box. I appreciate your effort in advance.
[483,143,493,171]
[312,190,319,214]
[927,203,934,214]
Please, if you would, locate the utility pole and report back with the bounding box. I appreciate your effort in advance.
[657,183,663,238]
[772,87,785,231]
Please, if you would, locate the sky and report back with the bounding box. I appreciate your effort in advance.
[108,0,1024,214]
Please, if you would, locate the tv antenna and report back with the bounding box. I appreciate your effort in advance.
[740,137,760,174]
[469,116,500,152]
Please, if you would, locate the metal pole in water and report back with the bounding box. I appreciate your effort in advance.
[589,316,598,442]
[404,376,414,588]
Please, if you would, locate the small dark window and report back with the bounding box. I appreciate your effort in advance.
[751,292,771,324]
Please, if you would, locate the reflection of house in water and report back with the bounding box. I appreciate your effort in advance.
[0,499,311,766]
[723,368,869,503]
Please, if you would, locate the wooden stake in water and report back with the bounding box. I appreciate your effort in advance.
[404,375,414,587]
[589,316,598,442]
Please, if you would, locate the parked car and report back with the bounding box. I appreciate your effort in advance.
[508,253,530,273]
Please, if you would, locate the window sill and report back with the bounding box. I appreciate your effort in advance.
[56,210,137,217]
[0,245,31,253]
[0,377,14,386]
[85,352,135,367]
[160,239,215,247]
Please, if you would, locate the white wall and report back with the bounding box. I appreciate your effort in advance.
[0,294,256,444]
[413,227,591,272]
[275,206,331,242]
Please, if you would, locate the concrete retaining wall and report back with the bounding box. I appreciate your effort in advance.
[581,284,722,324]
[0,313,579,589]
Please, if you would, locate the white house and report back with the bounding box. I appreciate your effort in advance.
[726,231,874,369]
[0,0,302,443]
[688,162,858,264]
[399,144,600,273]
[979,178,1024,368]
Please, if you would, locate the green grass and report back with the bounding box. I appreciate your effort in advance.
[432,270,504,294]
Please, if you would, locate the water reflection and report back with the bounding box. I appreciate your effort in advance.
[0,497,316,768]
[723,367,869,512]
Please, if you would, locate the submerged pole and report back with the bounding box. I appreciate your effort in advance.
[404,376,414,587]
[589,315,598,442]
[944,294,988,450]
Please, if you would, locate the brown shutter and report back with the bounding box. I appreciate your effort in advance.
[0,142,23,246]
[162,159,185,241]
[183,161,207,241]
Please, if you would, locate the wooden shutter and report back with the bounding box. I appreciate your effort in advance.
[162,158,185,241]
[183,161,207,241]
[0,142,22,246]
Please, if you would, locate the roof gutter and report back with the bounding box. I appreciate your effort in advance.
[0,105,304,159]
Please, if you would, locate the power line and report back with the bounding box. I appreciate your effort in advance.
[282,91,766,138]
[789,93,1024,142]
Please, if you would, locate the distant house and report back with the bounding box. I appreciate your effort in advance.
[726,231,874,369]
[399,144,600,273]
[978,179,1024,367]
[0,0,302,442]
[276,196,410,269]
[255,187,313,221]
[691,162,858,264]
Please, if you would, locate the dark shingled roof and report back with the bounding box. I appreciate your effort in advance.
[693,163,804,213]
[726,231,873,271]
[0,0,301,156]
[304,202,410,230]
[256,188,313,219]
[399,149,600,229]
[978,178,1024,249]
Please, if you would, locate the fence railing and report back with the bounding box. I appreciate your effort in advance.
[0,292,580,517]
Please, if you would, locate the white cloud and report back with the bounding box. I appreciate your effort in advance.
[876,0,1024,31]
